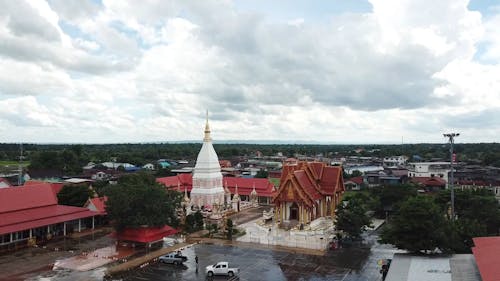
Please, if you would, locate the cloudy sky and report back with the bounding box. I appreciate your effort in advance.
[0,0,499,144]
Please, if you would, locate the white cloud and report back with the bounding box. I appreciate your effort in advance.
[0,0,499,143]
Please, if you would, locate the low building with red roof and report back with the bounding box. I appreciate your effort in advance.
[410,176,446,192]
[113,225,178,245]
[272,161,345,226]
[0,183,99,251]
[156,175,275,205]
[345,176,364,190]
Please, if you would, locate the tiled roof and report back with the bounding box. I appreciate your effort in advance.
[85,196,108,214]
[346,176,364,185]
[157,175,274,197]
[273,161,344,206]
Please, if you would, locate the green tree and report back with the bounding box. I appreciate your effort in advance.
[372,184,417,218]
[380,196,446,254]
[442,218,487,254]
[336,197,372,239]
[57,184,93,207]
[436,189,500,234]
[254,169,268,178]
[194,210,204,231]
[105,173,181,231]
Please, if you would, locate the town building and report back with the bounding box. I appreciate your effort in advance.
[383,156,408,167]
[189,114,225,209]
[272,161,345,227]
[0,183,99,251]
[407,162,451,184]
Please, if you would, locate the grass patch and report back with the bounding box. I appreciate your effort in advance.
[0,161,30,167]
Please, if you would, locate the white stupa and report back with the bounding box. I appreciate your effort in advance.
[190,112,225,209]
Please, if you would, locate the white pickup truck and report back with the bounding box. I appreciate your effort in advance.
[205,261,239,277]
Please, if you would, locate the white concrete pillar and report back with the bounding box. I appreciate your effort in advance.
[10,233,13,242]
[78,219,81,232]
[29,229,32,238]
[92,217,95,229]
[63,222,66,236]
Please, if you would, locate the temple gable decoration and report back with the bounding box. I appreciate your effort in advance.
[272,161,345,226]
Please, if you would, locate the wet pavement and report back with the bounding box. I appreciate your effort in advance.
[2,221,402,281]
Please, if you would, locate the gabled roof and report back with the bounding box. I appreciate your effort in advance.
[223,177,274,197]
[346,176,364,185]
[472,236,500,281]
[85,196,108,214]
[0,184,99,235]
[157,175,275,197]
[273,161,344,206]
[156,174,193,192]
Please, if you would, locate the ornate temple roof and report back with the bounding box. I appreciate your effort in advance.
[272,161,345,207]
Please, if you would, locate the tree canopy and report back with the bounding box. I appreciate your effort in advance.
[105,173,182,231]
[57,184,93,207]
[380,196,447,253]
[335,196,372,239]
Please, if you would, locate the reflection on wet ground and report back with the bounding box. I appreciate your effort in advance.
[24,230,398,281]
[112,243,374,281]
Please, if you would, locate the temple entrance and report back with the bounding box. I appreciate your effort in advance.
[289,202,299,220]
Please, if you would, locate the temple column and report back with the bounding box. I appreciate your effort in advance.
[29,229,32,238]
[78,219,81,232]
[299,205,303,224]
[63,222,66,236]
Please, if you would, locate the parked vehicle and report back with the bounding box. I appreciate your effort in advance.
[159,252,185,265]
[205,261,239,277]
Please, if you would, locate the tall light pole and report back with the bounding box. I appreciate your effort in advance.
[443,133,459,220]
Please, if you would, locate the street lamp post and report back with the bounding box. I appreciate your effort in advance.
[443,133,459,220]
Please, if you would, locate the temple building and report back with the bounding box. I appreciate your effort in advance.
[272,161,345,226]
[189,113,225,209]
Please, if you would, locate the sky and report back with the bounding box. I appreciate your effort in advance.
[0,0,499,144]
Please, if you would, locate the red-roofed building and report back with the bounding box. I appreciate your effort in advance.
[345,176,364,190]
[156,175,275,205]
[272,162,345,226]
[113,225,178,244]
[472,236,500,281]
[0,184,99,251]
[410,176,446,192]
[84,196,108,215]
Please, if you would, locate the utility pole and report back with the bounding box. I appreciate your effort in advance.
[443,133,459,220]
[18,143,23,186]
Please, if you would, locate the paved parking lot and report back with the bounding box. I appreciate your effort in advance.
[115,244,364,281]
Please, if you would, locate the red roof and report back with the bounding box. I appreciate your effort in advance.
[346,176,364,185]
[223,177,275,197]
[0,184,99,235]
[0,183,57,213]
[156,174,193,192]
[23,180,65,197]
[157,175,275,197]
[85,196,108,214]
[410,177,446,187]
[472,237,500,281]
[114,225,179,243]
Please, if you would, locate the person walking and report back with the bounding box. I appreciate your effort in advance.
[195,255,199,273]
